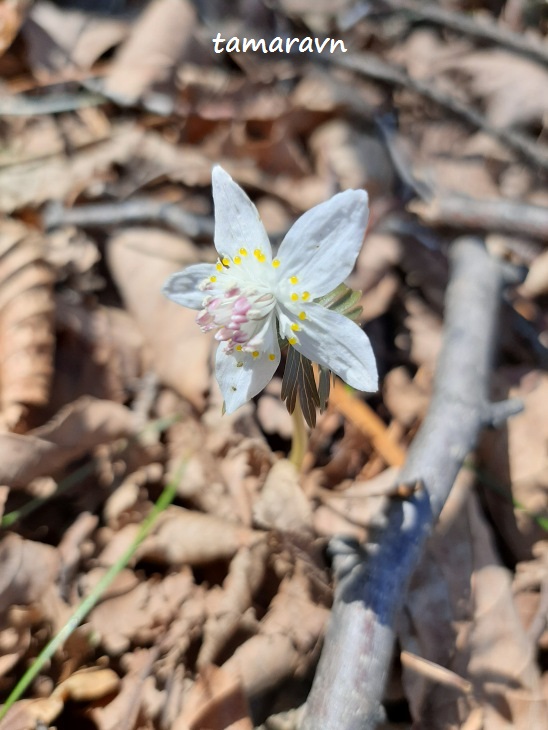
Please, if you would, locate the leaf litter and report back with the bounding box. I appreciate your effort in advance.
[0,1,547,728]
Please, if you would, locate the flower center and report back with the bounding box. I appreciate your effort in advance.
[196,265,276,353]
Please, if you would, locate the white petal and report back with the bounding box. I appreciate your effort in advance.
[212,166,272,260]
[163,264,216,309]
[276,189,368,297]
[215,316,280,413]
[293,303,378,392]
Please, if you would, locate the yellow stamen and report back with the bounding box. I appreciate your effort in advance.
[239,248,248,256]
[290,276,298,285]
[269,354,276,361]
[298,311,306,320]
[288,337,297,345]
[258,253,266,263]
[302,291,310,301]
[233,256,242,264]
[236,345,243,351]
[222,257,230,266]
[209,276,217,282]
[290,293,299,302]
[291,323,300,332]
[252,351,259,358]
[272,259,280,268]
[216,263,223,272]
[253,249,262,259]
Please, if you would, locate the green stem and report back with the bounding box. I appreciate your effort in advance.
[289,399,308,469]
[0,460,186,720]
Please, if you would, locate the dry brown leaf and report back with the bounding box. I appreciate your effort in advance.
[198,541,268,669]
[24,1,128,74]
[453,51,548,129]
[0,396,139,488]
[138,506,262,567]
[174,665,253,730]
[479,369,548,561]
[222,574,328,700]
[0,218,55,430]
[104,0,197,107]
[0,0,32,57]
[92,648,157,730]
[107,227,212,410]
[0,534,59,617]
[54,297,143,407]
[309,119,395,197]
[0,124,141,213]
[253,459,313,533]
[383,366,430,427]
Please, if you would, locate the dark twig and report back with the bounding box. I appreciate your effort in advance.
[302,238,521,729]
[331,53,548,173]
[380,0,548,67]
[43,200,214,240]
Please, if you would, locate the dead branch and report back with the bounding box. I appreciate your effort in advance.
[43,200,214,240]
[301,237,522,730]
[380,0,548,67]
[331,53,548,173]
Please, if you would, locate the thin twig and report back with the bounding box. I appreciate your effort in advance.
[43,200,215,240]
[331,53,548,173]
[301,237,521,729]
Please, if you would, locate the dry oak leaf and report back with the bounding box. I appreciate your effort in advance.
[107,228,212,410]
[0,218,55,429]
[0,396,140,488]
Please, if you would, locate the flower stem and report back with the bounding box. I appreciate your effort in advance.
[289,399,308,469]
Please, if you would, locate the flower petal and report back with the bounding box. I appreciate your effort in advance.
[215,316,280,413]
[276,189,368,297]
[163,264,216,309]
[292,303,378,392]
[212,166,272,260]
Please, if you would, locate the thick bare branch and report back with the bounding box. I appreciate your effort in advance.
[302,237,518,729]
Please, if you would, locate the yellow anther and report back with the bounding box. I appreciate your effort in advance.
[290,276,299,285]
[290,293,299,302]
[236,345,243,351]
[272,259,280,268]
[239,248,248,256]
[269,353,276,361]
[252,351,260,358]
[290,323,300,332]
[258,253,266,263]
[298,311,306,320]
[302,291,310,301]
[253,249,262,259]
[216,262,223,272]
[209,276,217,282]
[233,256,242,264]
[288,337,297,345]
[222,257,230,266]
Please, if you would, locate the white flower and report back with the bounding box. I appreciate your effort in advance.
[163,166,378,413]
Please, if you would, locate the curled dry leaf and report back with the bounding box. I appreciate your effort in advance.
[107,228,211,410]
[0,396,139,488]
[253,459,313,533]
[0,218,55,430]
